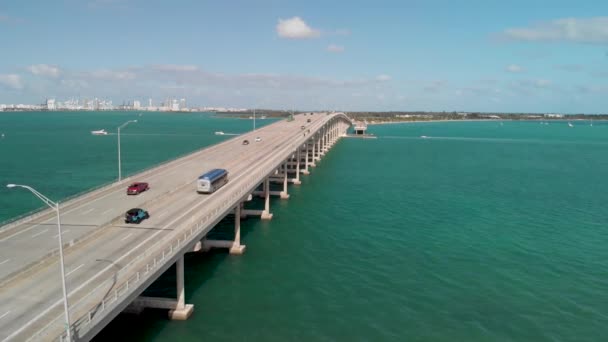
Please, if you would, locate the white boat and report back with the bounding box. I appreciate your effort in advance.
[91,129,108,135]
[214,131,225,135]
[420,135,428,139]
[568,122,574,127]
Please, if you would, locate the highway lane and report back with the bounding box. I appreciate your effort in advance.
[0,113,334,340]
[0,113,323,282]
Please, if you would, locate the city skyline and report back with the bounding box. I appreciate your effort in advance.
[2,1,608,113]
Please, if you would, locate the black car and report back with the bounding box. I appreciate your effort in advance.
[125,208,149,224]
[242,140,249,145]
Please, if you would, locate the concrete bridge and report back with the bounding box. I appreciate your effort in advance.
[0,112,352,341]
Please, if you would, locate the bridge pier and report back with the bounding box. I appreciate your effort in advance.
[198,204,247,254]
[126,255,194,320]
[261,177,273,220]
[279,162,290,199]
[168,255,194,320]
[302,142,311,174]
[229,204,246,254]
[293,148,302,184]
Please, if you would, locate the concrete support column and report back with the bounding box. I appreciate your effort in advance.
[294,148,302,183]
[303,141,311,173]
[177,257,185,309]
[316,134,321,160]
[230,204,246,254]
[261,177,273,220]
[168,255,194,320]
[280,161,290,199]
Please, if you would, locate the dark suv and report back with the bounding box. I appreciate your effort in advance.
[127,182,149,195]
[125,208,149,224]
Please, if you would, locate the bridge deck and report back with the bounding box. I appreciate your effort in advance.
[0,113,350,341]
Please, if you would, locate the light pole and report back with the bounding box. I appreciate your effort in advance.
[117,120,137,181]
[6,184,71,341]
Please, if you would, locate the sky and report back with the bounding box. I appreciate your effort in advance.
[2,0,608,113]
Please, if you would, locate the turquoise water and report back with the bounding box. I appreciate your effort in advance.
[2,114,608,341]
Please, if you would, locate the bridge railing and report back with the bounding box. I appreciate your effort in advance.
[26,114,353,341]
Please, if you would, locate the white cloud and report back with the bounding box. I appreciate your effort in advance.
[89,69,136,80]
[0,74,24,89]
[505,64,524,73]
[503,17,608,44]
[151,64,200,72]
[327,44,344,53]
[27,64,61,78]
[61,79,89,89]
[376,74,392,82]
[276,17,320,39]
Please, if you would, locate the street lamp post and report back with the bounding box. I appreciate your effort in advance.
[6,184,72,341]
[117,120,137,182]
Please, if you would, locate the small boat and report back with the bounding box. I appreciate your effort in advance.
[568,122,574,127]
[91,129,108,135]
[214,131,225,135]
[420,135,429,139]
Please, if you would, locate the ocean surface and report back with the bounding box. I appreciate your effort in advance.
[2,113,607,341]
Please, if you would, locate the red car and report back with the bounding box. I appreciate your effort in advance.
[127,182,149,195]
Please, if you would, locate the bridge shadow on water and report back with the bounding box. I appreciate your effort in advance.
[92,193,281,341]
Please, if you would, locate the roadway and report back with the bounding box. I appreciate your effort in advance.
[0,112,340,341]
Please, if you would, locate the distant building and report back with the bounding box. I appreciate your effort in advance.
[46,99,56,111]
[171,99,179,111]
[133,100,141,109]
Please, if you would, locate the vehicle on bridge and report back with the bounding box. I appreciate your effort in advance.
[255,137,261,142]
[125,208,149,224]
[197,168,229,194]
[242,139,249,145]
[307,118,311,123]
[127,182,149,195]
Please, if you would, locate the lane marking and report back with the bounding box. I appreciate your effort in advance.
[31,229,49,238]
[80,208,94,215]
[120,233,133,241]
[65,264,84,278]
[0,259,10,266]
[157,211,168,218]
[101,208,113,215]
[53,230,70,238]
[0,311,9,320]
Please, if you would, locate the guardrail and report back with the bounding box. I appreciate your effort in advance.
[24,114,352,341]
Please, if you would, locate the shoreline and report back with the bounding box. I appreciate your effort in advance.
[366,119,509,126]
[366,118,598,126]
